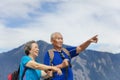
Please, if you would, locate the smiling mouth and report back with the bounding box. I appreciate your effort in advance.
[35,51,39,53]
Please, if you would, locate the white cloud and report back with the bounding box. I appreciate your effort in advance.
[0,0,120,53]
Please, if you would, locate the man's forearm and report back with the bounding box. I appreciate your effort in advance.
[56,62,68,69]
[77,40,91,53]
[56,64,63,69]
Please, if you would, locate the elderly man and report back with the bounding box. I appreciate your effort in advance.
[44,32,98,80]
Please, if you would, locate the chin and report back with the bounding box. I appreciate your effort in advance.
[59,46,62,48]
[36,54,38,57]
[35,53,38,57]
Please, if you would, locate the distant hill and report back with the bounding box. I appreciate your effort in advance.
[0,40,120,80]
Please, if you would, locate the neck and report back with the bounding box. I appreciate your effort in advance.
[28,54,35,60]
[53,47,62,52]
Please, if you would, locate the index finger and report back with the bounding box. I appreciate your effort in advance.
[92,35,98,38]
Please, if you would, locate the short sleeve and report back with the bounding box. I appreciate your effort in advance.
[66,47,79,58]
[21,56,31,67]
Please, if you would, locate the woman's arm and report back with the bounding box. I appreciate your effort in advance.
[26,60,62,75]
[26,60,52,70]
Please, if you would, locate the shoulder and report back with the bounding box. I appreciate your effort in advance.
[65,46,76,51]
[45,49,55,56]
[22,56,31,60]
[21,56,32,63]
[48,49,55,54]
[20,56,33,66]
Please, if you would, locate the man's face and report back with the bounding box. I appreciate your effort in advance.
[51,33,63,48]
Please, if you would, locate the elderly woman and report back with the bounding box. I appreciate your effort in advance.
[19,40,62,80]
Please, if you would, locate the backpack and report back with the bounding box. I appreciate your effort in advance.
[8,66,27,80]
[48,48,70,66]
[44,48,70,80]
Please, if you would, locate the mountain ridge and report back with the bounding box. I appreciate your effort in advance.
[0,40,120,80]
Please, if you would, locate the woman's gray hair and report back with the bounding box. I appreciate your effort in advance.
[24,40,37,55]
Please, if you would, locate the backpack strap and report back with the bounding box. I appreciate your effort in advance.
[21,67,28,80]
[48,48,71,80]
[17,66,28,80]
[48,48,70,66]
[62,48,70,57]
[48,49,55,66]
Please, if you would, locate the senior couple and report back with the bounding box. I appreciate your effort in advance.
[19,32,98,80]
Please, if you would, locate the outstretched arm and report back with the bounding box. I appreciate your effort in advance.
[76,35,98,54]
[26,60,62,75]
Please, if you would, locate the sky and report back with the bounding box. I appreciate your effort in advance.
[0,0,120,54]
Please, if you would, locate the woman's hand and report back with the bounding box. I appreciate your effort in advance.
[51,66,62,75]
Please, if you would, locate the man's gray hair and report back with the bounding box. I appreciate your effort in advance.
[50,32,62,40]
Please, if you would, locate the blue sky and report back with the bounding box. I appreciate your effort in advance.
[0,0,120,54]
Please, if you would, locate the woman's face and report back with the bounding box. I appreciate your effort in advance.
[30,43,39,57]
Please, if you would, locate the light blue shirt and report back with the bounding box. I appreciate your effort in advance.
[19,56,41,80]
